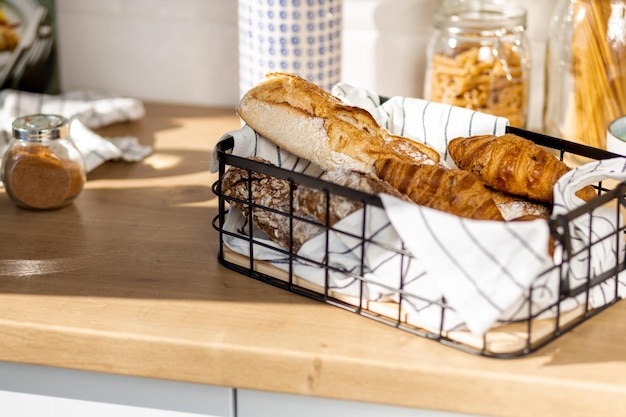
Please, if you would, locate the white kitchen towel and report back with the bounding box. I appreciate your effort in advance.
[552,158,626,306]
[214,83,626,336]
[380,194,555,335]
[0,89,151,172]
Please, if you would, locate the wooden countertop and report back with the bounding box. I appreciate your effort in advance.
[1,102,625,417]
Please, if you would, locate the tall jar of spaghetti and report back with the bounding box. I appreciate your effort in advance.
[424,0,530,128]
[543,0,626,150]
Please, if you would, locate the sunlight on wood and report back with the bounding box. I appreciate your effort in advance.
[143,153,184,170]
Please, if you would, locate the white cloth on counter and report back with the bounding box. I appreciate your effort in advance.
[0,89,152,172]
[214,83,626,336]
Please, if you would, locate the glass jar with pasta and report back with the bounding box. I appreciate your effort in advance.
[424,0,530,128]
[543,0,626,150]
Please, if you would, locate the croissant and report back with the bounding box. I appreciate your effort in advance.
[448,134,597,203]
[374,157,504,221]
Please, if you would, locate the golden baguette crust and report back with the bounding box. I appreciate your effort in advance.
[237,72,440,173]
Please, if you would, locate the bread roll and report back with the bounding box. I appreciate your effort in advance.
[237,72,440,174]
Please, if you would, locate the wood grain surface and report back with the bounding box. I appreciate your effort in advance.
[0,103,625,417]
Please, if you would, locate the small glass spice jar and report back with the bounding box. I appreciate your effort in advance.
[424,0,530,128]
[1,114,86,210]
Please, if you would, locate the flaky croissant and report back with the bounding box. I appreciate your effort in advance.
[374,157,504,221]
[448,134,597,203]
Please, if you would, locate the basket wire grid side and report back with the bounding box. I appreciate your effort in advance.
[213,140,388,304]
[212,129,626,358]
[211,139,456,340]
[212,169,454,344]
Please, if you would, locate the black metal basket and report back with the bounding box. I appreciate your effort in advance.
[212,126,626,358]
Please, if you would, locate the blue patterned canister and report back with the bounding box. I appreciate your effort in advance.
[238,0,343,97]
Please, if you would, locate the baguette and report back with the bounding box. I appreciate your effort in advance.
[236,72,440,174]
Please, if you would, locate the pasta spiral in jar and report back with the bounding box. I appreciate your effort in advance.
[424,0,530,128]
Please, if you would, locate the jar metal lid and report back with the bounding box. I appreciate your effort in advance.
[12,114,69,142]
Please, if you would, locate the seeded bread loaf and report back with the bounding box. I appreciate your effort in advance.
[221,157,322,252]
[221,157,409,251]
[294,169,408,226]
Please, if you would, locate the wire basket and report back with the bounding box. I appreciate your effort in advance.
[212,126,626,358]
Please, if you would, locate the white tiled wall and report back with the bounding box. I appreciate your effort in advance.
[55,0,558,129]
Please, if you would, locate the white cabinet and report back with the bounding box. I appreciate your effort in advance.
[237,389,484,417]
[0,390,227,417]
[0,361,484,417]
[0,361,234,417]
